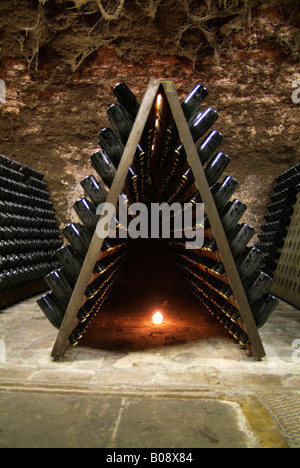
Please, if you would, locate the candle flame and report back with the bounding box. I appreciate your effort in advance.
[152,311,163,325]
[156,94,163,110]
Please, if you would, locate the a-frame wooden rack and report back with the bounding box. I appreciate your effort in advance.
[51,79,266,361]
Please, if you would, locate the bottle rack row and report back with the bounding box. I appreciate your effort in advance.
[38,242,128,346]
[0,154,62,308]
[256,163,300,281]
[167,154,279,351]
[41,79,269,360]
[261,164,300,308]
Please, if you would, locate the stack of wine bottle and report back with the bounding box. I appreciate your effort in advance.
[0,154,63,307]
[169,191,279,348]
[38,82,146,346]
[155,83,279,348]
[37,80,279,351]
[256,163,300,279]
[37,160,130,346]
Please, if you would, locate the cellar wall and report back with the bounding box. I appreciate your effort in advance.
[0,1,299,234]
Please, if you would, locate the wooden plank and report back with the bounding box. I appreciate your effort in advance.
[162,80,266,360]
[51,78,161,360]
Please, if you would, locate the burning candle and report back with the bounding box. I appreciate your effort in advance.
[152,311,163,325]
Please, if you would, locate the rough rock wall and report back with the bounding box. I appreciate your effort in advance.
[0,0,299,233]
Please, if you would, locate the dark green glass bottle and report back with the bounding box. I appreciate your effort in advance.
[37,292,65,329]
[251,293,279,329]
[98,127,124,168]
[205,152,231,186]
[113,82,140,121]
[198,130,223,164]
[242,270,273,304]
[56,245,84,281]
[80,175,107,206]
[107,104,132,145]
[91,150,116,188]
[211,176,239,210]
[73,198,98,233]
[189,108,219,142]
[227,224,255,257]
[182,84,208,121]
[220,199,247,233]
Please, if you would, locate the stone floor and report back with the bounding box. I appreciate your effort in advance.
[0,294,300,448]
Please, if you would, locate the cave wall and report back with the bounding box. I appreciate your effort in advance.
[0,0,299,234]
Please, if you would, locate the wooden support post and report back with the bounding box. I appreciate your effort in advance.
[51,78,161,360]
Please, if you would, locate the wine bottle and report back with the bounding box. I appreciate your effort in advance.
[4,254,19,269]
[262,254,278,272]
[189,108,219,142]
[95,250,125,276]
[0,255,6,269]
[73,198,98,232]
[20,164,44,181]
[0,164,24,183]
[62,223,92,257]
[243,270,273,304]
[227,224,255,257]
[255,241,281,260]
[181,84,208,121]
[267,200,294,216]
[198,130,224,164]
[0,269,15,290]
[220,199,247,233]
[271,187,298,205]
[107,104,132,145]
[211,176,239,210]
[202,237,217,252]
[113,82,140,121]
[211,261,225,275]
[37,292,65,329]
[77,303,92,323]
[167,168,194,204]
[186,191,202,207]
[276,166,299,184]
[251,293,279,329]
[80,175,108,206]
[236,247,266,281]
[98,127,124,168]
[0,213,9,227]
[25,175,48,190]
[160,84,208,167]
[205,152,231,187]
[274,174,300,193]
[0,154,18,168]
[0,226,14,240]
[91,150,116,188]
[258,232,284,249]
[261,220,288,237]
[56,245,84,281]
[45,268,75,305]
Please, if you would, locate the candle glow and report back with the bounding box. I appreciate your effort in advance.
[152,311,163,325]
